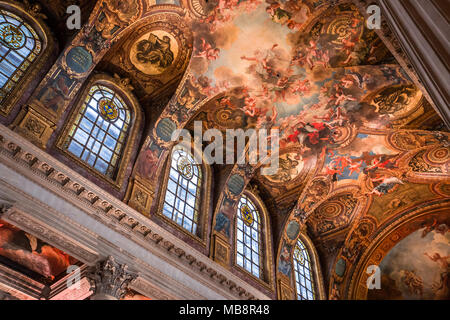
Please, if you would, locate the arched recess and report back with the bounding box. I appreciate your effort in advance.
[0,0,56,119]
[127,88,222,215]
[347,201,450,300]
[231,190,275,291]
[54,73,143,195]
[277,231,326,300]
[154,141,213,250]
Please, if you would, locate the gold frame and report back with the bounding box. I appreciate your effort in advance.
[55,74,143,190]
[0,0,55,117]
[232,191,275,292]
[347,202,450,300]
[155,142,212,247]
[212,234,230,268]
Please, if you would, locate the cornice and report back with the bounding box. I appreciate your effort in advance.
[0,124,270,300]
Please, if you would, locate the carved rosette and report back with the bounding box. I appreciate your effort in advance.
[87,256,137,300]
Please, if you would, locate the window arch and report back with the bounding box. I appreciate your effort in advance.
[236,194,262,278]
[0,7,45,113]
[293,239,316,300]
[57,75,142,188]
[63,84,130,178]
[162,147,203,235]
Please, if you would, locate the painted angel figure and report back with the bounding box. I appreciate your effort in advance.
[367,175,404,196]
[401,270,424,297]
[424,252,450,297]
[136,33,174,68]
[195,38,220,61]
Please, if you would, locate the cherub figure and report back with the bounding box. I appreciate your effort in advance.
[367,175,404,196]
[424,252,450,297]
[195,38,220,61]
[401,270,424,297]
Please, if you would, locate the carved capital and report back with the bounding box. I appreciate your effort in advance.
[0,198,14,218]
[87,256,137,300]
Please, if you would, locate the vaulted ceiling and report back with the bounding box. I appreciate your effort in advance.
[25,0,448,299]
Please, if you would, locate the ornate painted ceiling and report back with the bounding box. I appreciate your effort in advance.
[125,0,448,299]
[7,0,448,300]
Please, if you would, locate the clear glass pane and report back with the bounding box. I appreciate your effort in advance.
[62,85,130,178]
[294,240,316,300]
[68,140,83,157]
[162,148,202,236]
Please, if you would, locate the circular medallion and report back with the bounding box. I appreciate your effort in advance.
[177,155,194,180]
[130,30,179,76]
[66,46,93,74]
[0,22,25,49]
[327,16,364,45]
[228,174,245,196]
[286,220,300,240]
[295,248,305,265]
[240,204,254,227]
[98,99,119,121]
[426,146,449,165]
[156,118,177,142]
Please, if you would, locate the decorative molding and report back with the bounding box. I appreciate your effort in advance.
[129,276,176,300]
[0,124,269,300]
[87,256,137,300]
[12,106,57,149]
[1,208,98,264]
[353,0,450,128]
[0,263,44,300]
[0,290,21,300]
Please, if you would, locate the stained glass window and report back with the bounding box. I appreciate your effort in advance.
[0,9,41,103]
[293,240,316,300]
[162,148,202,235]
[63,85,131,179]
[236,194,262,278]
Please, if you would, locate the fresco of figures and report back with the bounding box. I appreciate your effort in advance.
[368,223,449,300]
[0,220,77,282]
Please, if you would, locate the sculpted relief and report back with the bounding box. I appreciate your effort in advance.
[130,31,178,75]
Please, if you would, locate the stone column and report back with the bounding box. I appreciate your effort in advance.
[376,0,450,128]
[87,256,137,300]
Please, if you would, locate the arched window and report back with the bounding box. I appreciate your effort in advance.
[162,147,202,235]
[61,84,131,179]
[0,8,42,104]
[236,194,262,278]
[293,239,316,300]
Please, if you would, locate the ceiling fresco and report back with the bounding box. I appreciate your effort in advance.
[122,0,448,298]
[368,224,449,300]
[10,0,447,300]
[0,219,78,283]
[97,6,193,111]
